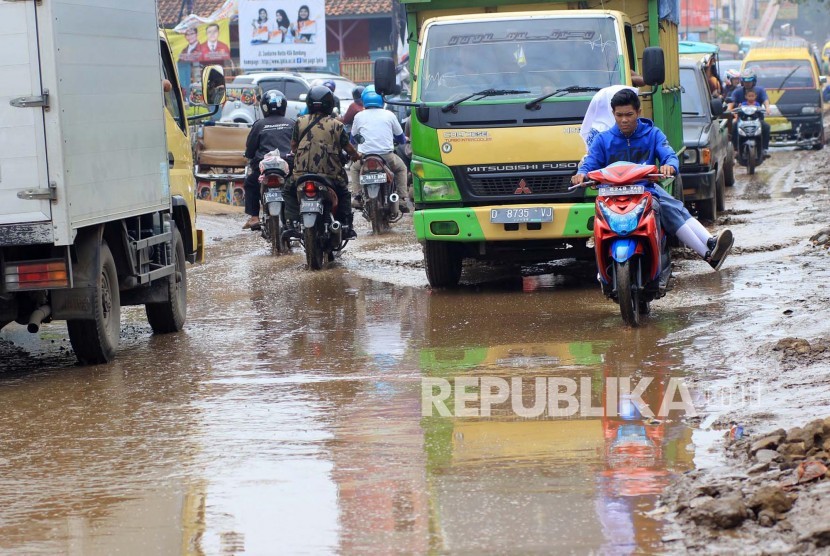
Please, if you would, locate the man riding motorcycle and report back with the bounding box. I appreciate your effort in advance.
[727,69,771,158]
[288,85,360,238]
[348,88,409,215]
[243,90,295,230]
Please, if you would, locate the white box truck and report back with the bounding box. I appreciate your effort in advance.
[0,0,223,363]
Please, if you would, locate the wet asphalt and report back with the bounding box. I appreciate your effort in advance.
[1,139,829,554]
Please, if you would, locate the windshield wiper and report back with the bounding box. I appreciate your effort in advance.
[776,66,801,90]
[441,89,529,113]
[525,86,602,110]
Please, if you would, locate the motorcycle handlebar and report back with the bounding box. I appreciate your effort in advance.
[568,174,673,191]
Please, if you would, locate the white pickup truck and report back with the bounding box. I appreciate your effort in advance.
[0,0,224,363]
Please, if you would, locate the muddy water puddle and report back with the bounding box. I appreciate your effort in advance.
[0,234,736,554]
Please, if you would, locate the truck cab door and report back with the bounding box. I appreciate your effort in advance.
[159,41,195,224]
[0,1,51,226]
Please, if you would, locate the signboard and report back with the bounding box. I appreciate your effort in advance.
[680,0,710,32]
[778,1,799,20]
[169,19,233,65]
[238,0,327,70]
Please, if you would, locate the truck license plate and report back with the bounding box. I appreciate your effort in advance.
[359,172,386,185]
[264,190,283,202]
[598,185,645,197]
[490,207,553,224]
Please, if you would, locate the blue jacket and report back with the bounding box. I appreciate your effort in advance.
[579,118,679,177]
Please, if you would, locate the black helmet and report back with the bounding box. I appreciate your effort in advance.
[260,90,287,116]
[351,86,366,102]
[306,85,335,115]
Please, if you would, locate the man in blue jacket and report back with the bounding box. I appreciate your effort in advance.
[571,88,734,270]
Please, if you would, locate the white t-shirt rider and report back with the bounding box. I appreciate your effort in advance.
[350,108,405,154]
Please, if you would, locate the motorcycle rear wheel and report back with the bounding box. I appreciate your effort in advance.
[268,215,284,255]
[304,227,325,270]
[368,199,389,235]
[615,260,640,327]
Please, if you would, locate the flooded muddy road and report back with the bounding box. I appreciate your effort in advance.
[1,141,830,554]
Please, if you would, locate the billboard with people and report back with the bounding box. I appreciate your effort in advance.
[238,0,327,69]
[169,19,233,65]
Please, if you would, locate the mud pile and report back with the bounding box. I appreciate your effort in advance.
[661,418,830,554]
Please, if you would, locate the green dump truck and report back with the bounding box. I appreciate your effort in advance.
[375,0,684,287]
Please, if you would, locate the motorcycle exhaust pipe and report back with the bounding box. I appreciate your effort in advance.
[389,193,399,204]
[27,304,51,333]
[330,220,341,231]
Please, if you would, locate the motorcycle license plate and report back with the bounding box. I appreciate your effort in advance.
[300,200,323,214]
[360,172,386,185]
[264,190,284,203]
[598,185,645,197]
[490,207,553,224]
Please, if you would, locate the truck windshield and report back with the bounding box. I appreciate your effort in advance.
[420,17,623,103]
[747,60,816,89]
[679,68,705,116]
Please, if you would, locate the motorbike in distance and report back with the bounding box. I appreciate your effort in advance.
[258,151,295,254]
[357,153,403,234]
[570,162,673,326]
[296,173,352,270]
[731,104,766,175]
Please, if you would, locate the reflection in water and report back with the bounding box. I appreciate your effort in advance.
[0,235,701,554]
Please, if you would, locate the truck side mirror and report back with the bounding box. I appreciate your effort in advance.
[374,57,400,96]
[642,47,666,86]
[710,97,725,117]
[202,65,226,106]
[821,75,828,85]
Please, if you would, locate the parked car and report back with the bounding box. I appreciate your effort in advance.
[232,71,357,120]
[679,57,732,221]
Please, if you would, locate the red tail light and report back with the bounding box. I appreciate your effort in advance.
[303,181,318,197]
[5,260,69,291]
[264,175,283,187]
[366,158,382,171]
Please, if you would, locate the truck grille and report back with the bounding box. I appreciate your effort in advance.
[467,175,573,196]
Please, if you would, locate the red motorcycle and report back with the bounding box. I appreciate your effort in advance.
[574,162,673,326]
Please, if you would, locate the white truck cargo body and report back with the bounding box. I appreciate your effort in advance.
[0,0,168,246]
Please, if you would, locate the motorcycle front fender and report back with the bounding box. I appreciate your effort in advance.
[611,238,638,263]
[365,183,381,199]
[302,213,318,229]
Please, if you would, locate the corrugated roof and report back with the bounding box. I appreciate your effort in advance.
[326,0,391,17]
[157,0,391,27]
[157,0,227,27]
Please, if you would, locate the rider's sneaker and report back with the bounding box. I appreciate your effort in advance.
[345,228,357,240]
[763,149,771,158]
[351,194,364,209]
[398,202,410,214]
[705,229,734,271]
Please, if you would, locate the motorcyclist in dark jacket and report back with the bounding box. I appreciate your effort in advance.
[572,88,734,270]
[243,90,294,229]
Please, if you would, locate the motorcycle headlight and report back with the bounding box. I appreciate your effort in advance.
[598,197,648,236]
[682,148,698,165]
[801,106,822,114]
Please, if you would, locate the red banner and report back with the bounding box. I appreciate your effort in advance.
[680,0,711,32]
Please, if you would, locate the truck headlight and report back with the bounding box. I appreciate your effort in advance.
[422,180,461,201]
[682,149,698,165]
[801,106,822,114]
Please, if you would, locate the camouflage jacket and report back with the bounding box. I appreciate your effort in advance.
[292,114,349,183]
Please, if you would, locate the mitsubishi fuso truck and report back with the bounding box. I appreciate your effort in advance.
[375,0,684,288]
[0,0,224,363]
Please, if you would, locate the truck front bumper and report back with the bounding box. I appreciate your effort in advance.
[413,203,595,242]
[680,167,716,202]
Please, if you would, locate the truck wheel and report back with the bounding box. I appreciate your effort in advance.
[67,241,121,364]
[698,196,717,222]
[146,227,187,333]
[716,171,726,212]
[813,127,826,150]
[424,240,462,288]
[724,145,736,187]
